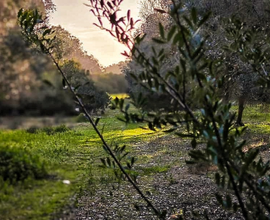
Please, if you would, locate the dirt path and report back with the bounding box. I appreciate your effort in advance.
[60,136,244,220]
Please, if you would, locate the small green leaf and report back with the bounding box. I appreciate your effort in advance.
[42,79,54,88]
[106,157,111,167]
[120,145,126,153]
[191,138,197,148]
[215,173,220,186]
[226,195,232,209]
[131,157,135,166]
[95,117,100,126]
[173,32,183,46]
[18,8,23,18]
[233,203,238,212]
[148,122,155,131]
[191,8,197,24]
[62,78,67,89]
[43,29,51,37]
[152,38,166,44]
[183,15,193,28]
[100,158,106,167]
[125,103,130,112]
[159,23,165,39]
[215,193,223,205]
[167,25,176,41]
[127,162,132,169]
[198,12,211,27]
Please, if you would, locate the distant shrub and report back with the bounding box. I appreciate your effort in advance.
[74,113,88,123]
[0,146,47,184]
[26,126,39,134]
[39,126,54,135]
[18,3,270,219]
[40,124,71,135]
[54,124,71,133]
[91,73,128,94]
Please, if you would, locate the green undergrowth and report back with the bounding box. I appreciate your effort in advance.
[230,104,270,152]
[0,108,163,219]
[0,146,47,184]
[232,104,270,134]
[140,165,170,176]
[1,104,270,219]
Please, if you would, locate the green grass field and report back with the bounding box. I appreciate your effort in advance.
[0,101,270,219]
[0,96,162,219]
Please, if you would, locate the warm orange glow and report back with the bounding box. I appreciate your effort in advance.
[49,0,140,67]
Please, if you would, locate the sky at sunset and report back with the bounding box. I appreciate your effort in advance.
[49,0,140,67]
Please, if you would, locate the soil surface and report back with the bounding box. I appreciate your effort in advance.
[60,136,247,220]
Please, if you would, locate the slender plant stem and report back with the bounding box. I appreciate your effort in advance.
[47,52,161,218]
[171,1,249,216]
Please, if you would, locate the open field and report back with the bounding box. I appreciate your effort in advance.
[0,104,270,219]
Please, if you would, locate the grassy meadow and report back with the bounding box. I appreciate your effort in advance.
[0,95,161,219]
[0,98,270,219]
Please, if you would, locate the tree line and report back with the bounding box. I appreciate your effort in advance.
[0,0,127,116]
[14,0,270,218]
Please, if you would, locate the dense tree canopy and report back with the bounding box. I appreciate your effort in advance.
[14,0,270,219]
[0,0,54,114]
[52,26,104,74]
[0,0,109,115]
[124,0,270,123]
[87,0,270,218]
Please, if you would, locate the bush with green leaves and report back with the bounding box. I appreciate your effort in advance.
[128,0,270,125]
[60,59,110,113]
[87,0,270,219]
[91,73,128,94]
[0,146,47,184]
[18,1,270,219]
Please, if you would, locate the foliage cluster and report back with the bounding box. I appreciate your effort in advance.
[60,60,110,113]
[26,124,71,135]
[16,0,270,219]
[17,8,152,215]
[51,26,104,74]
[0,146,47,184]
[87,0,270,218]
[0,110,162,219]
[0,105,269,219]
[0,0,108,116]
[125,0,270,124]
[91,73,128,94]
